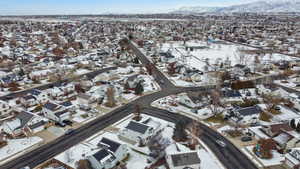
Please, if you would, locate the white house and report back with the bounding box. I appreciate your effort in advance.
[119,119,161,146]
[178,93,205,109]
[2,111,46,137]
[124,74,145,89]
[42,102,70,124]
[160,51,176,63]
[50,83,76,100]
[226,106,262,125]
[77,93,95,107]
[165,143,201,169]
[20,95,38,107]
[285,148,300,169]
[87,137,128,169]
[28,89,49,104]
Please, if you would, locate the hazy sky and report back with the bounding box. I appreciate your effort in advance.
[0,0,261,15]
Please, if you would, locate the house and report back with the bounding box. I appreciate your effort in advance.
[2,111,46,137]
[178,92,207,109]
[124,74,145,89]
[261,123,293,137]
[222,88,242,102]
[254,123,300,151]
[160,51,176,63]
[87,137,128,169]
[50,87,65,98]
[227,106,262,124]
[77,93,95,106]
[20,95,38,107]
[60,101,76,112]
[42,102,70,124]
[28,89,49,103]
[165,143,201,169]
[285,148,300,169]
[119,119,161,146]
[166,151,201,169]
[233,64,251,76]
[50,83,76,100]
[0,100,12,118]
[0,73,20,87]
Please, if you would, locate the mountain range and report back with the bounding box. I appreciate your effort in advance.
[171,0,300,14]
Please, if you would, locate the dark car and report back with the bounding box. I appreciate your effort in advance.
[65,129,75,135]
[241,136,252,142]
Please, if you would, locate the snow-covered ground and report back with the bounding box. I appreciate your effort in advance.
[273,105,300,121]
[74,68,90,75]
[243,146,285,167]
[54,113,223,169]
[0,137,43,162]
[152,95,215,120]
[157,40,299,87]
[162,40,298,72]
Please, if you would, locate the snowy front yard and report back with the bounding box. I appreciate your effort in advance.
[0,137,43,162]
[54,114,224,169]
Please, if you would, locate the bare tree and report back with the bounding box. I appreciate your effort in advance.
[77,159,93,169]
[235,47,251,65]
[208,89,224,116]
[105,86,116,107]
[133,105,142,121]
[187,121,202,150]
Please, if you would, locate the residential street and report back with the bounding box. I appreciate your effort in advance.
[0,39,270,169]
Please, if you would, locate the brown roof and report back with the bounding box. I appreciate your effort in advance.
[270,123,293,134]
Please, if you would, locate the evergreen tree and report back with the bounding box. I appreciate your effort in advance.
[124,81,130,93]
[133,57,139,64]
[296,122,300,132]
[135,82,144,95]
[173,119,188,141]
[290,119,296,129]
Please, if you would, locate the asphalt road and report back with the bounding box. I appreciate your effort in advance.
[0,39,261,169]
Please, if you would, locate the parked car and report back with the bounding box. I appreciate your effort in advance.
[65,129,75,135]
[89,108,98,114]
[241,136,252,142]
[79,104,91,111]
[274,106,281,111]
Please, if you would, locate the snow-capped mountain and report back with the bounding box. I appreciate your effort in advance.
[171,6,221,14]
[171,0,300,14]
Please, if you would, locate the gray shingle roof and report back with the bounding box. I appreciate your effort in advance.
[171,152,201,167]
[54,110,69,117]
[93,149,111,162]
[99,137,121,153]
[237,106,262,116]
[44,102,60,111]
[125,121,149,134]
[16,111,34,130]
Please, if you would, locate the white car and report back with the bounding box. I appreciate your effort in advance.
[216,140,226,147]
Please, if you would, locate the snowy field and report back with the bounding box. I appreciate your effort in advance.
[162,40,298,72]
[0,137,43,163]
